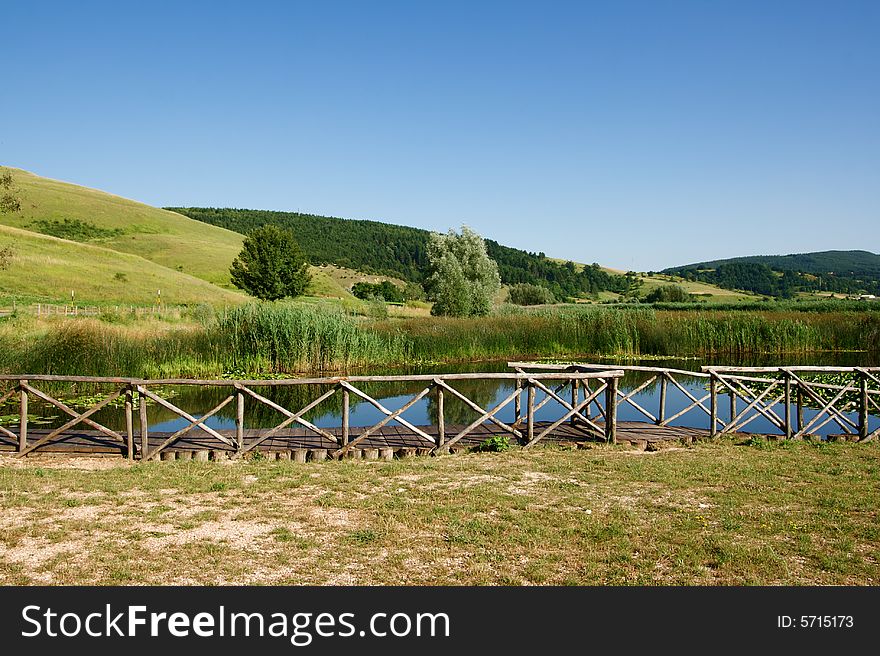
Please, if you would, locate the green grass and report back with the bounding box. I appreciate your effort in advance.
[1,438,877,585]
[1,167,246,287]
[0,225,246,306]
[1,304,877,378]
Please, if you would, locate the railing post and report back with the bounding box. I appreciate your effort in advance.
[605,377,617,443]
[657,374,667,425]
[796,384,804,433]
[709,373,718,438]
[19,380,27,453]
[729,386,736,432]
[139,386,149,460]
[584,381,591,419]
[236,387,245,453]
[514,377,522,423]
[341,387,350,446]
[436,385,445,449]
[783,372,792,439]
[125,384,134,460]
[527,382,535,444]
[570,378,579,426]
[859,372,869,441]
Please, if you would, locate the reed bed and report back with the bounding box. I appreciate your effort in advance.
[0,304,876,379]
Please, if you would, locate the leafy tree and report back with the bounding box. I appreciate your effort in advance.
[0,169,21,215]
[351,280,405,303]
[229,225,311,300]
[645,284,693,303]
[426,226,501,317]
[508,283,556,305]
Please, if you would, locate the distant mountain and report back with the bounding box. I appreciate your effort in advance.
[663,250,880,298]
[169,207,630,300]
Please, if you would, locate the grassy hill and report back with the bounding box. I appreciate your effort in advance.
[0,225,246,305]
[0,168,392,306]
[664,250,880,298]
[1,168,244,287]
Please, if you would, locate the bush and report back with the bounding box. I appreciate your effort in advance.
[351,281,405,303]
[508,283,556,306]
[645,284,693,303]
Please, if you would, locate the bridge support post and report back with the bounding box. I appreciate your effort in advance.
[709,374,718,438]
[236,388,245,453]
[125,385,134,460]
[657,374,667,425]
[784,372,792,439]
[527,383,535,444]
[436,386,445,449]
[859,373,869,441]
[342,388,350,446]
[139,387,149,459]
[570,379,579,426]
[19,380,27,453]
[605,377,617,444]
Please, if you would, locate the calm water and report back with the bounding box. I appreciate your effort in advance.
[15,352,880,439]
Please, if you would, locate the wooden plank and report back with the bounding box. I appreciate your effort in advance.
[139,389,148,458]
[342,388,350,446]
[510,361,711,378]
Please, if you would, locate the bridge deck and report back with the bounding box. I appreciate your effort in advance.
[0,421,713,457]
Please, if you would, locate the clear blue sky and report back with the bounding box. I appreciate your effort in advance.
[3,0,878,270]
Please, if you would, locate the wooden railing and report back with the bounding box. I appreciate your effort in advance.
[510,362,880,441]
[0,370,623,459]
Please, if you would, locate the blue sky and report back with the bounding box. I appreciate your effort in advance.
[3,0,878,270]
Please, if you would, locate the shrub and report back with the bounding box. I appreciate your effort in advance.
[508,283,556,306]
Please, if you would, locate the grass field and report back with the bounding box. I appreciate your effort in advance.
[1,168,245,287]
[0,438,877,585]
[0,225,246,306]
[638,273,758,303]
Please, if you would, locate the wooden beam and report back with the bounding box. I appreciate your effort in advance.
[605,377,618,443]
[125,385,134,460]
[19,381,27,453]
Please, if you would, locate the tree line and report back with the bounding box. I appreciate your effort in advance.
[169,207,629,298]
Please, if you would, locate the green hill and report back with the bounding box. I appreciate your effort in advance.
[664,250,880,298]
[0,225,246,305]
[168,207,630,299]
[1,168,245,287]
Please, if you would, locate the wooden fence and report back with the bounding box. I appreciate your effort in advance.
[0,370,623,459]
[510,362,880,441]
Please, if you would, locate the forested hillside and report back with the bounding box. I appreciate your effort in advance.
[664,250,880,297]
[170,207,629,299]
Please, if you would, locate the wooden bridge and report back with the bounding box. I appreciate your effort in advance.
[0,363,877,460]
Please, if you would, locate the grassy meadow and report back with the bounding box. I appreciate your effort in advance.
[1,437,877,585]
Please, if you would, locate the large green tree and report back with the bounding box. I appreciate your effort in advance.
[426,226,501,316]
[230,224,311,300]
